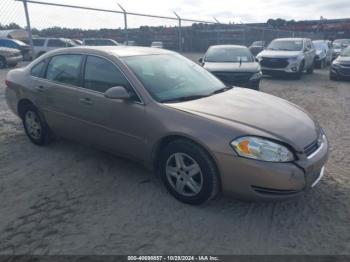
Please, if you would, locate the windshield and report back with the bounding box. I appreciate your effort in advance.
[122,54,226,103]
[11,39,27,46]
[205,47,254,63]
[340,47,350,57]
[85,39,118,46]
[313,41,326,50]
[334,39,350,48]
[267,39,303,51]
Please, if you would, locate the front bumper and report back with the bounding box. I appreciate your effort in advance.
[331,65,350,78]
[261,61,301,75]
[216,135,329,200]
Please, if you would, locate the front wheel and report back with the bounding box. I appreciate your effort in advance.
[159,140,220,205]
[22,104,53,146]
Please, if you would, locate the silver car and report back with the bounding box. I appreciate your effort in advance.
[257,38,316,79]
[200,45,262,90]
[5,46,328,205]
[0,47,23,69]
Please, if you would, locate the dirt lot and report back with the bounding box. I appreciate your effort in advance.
[0,57,349,255]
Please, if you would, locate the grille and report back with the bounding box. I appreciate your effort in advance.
[304,140,319,157]
[260,57,289,68]
[340,63,350,68]
[212,72,253,85]
[252,186,300,196]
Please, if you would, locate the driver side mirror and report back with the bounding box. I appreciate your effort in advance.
[104,86,131,100]
[198,57,203,65]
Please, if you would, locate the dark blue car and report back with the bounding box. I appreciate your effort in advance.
[0,39,32,61]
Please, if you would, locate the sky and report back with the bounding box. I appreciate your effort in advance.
[1,0,350,29]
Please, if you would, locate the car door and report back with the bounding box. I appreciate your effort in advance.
[74,55,147,161]
[37,53,91,142]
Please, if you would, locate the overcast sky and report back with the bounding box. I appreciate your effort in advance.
[1,0,350,29]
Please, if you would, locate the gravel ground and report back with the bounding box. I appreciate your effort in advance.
[0,57,349,255]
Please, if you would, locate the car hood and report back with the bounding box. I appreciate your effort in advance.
[258,50,301,58]
[337,56,350,64]
[165,88,318,150]
[204,62,260,73]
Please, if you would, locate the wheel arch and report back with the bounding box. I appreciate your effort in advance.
[152,134,223,191]
[17,98,35,119]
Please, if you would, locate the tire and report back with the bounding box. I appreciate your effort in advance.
[294,61,304,79]
[159,139,220,205]
[307,60,314,74]
[330,72,339,81]
[21,104,53,146]
[0,56,6,69]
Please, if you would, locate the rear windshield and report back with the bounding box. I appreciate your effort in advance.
[205,47,254,63]
[267,39,303,51]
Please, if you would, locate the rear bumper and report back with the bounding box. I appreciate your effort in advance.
[216,135,329,201]
[6,55,23,65]
[5,88,19,116]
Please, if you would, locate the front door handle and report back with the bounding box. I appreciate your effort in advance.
[79,98,93,105]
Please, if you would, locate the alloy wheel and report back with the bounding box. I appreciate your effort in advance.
[165,153,203,197]
[25,111,42,140]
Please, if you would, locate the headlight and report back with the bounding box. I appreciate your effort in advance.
[256,56,263,62]
[332,60,341,67]
[231,136,294,162]
[250,71,262,80]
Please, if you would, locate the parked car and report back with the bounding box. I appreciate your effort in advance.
[312,40,332,68]
[199,45,262,90]
[0,47,23,69]
[124,41,136,46]
[82,38,120,46]
[332,39,350,60]
[72,39,83,45]
[0,38,32,61]
[330,46,350,81]
[5,46,328,204]
[249,41,266,56]
[32,38,77,58]
[257,38,316,79]
[151,41,164,48]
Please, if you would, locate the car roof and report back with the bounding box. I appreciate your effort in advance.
[273,38,306,41]
[49,46,174,58]
[209,45,248,49]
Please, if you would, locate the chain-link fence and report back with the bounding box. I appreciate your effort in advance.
[0,0,324,53]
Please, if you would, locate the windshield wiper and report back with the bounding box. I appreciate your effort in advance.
[210,86,233,95]
[162,94,210,103]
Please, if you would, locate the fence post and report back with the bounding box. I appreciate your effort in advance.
[174,11,182,52]
[117,3,128,45]
[22,0,34,52]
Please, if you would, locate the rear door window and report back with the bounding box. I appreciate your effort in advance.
[47,39,66,47]
[45,54,83,86]
[31,60,46,78]
[33,39,45,46]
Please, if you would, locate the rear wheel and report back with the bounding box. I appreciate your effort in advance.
[22,104,53,146]
[0,56,6,69]
[159,139,220,205]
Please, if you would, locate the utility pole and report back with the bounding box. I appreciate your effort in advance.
[22,0,34,53]
[118,3,128,45]
[174,11,182,52]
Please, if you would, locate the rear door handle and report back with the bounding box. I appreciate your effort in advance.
[79,98,93,105]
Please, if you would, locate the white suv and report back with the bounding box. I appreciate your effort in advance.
[257,38,316,79]
[32,38,76,58]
